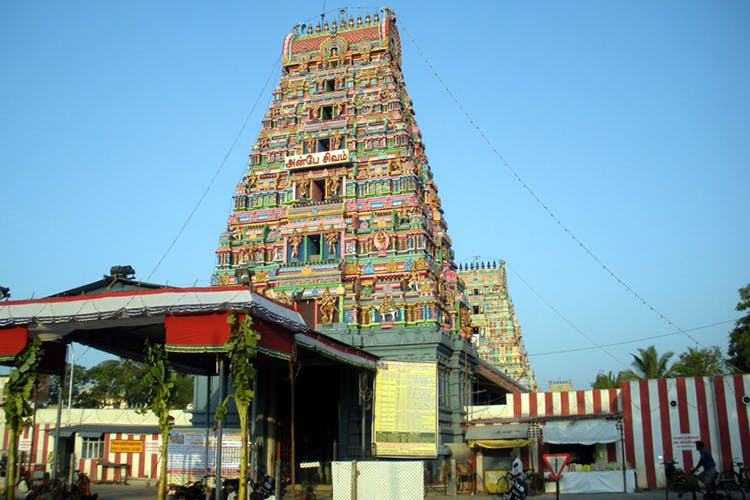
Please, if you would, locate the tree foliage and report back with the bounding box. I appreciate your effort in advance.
[728,283,750,373]
[215,313,259,500]
[619,345,677,380]
[140,340,177,500]
[591,371,624,389]
[46,358,193,409]
[4,338,43,500]
[671,346,730,377]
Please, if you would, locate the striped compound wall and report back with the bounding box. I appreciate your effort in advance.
[1,424,163,481]
[507,388,621,418]
[622,374,750,489]
[471,374,749,490]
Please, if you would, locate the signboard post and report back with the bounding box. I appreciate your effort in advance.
[543,453,570,500]
[373,361,438,458]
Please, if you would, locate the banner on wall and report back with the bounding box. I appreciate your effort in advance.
[110,439,144,453]
[374,360,438,458]
[167,429,242,483]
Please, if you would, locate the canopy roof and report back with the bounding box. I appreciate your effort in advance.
[0,285,377,374]
[541,419,620,445]
[474,359,527,394]
[466,423,530,449]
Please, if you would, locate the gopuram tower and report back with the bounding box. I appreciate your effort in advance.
[458,260,537,391]
[213,8,520,447]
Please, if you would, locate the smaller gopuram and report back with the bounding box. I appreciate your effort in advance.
[458,260,536,391]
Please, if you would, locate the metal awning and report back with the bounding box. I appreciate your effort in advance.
[541,419,619,444]
[466,423,530,449]
[47,424,159,438]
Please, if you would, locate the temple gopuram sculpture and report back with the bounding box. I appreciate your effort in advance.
[212,8,529,452]
[213,8,467,342]
[457,259,537,391]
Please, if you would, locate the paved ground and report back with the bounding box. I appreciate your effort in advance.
[90,481,675,500]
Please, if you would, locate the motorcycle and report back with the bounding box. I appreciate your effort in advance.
[250,475,275,500]
[71,471,98,500]
[503,475,528,500]
[167,480,206,500]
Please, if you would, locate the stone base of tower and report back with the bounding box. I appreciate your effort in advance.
[318,324,509,452]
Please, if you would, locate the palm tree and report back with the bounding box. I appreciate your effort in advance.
[591,371,625,389]
[620,345,677,380]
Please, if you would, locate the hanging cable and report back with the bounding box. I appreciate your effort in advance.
[146,57,282,281]
[400,24,707,349]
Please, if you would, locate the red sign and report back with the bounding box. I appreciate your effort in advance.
[543,453,570,480]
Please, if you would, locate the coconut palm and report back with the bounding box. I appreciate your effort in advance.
[620,345,677,380]
[591,371,625,389]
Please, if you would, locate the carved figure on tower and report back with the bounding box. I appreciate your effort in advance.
[319,288,337,323]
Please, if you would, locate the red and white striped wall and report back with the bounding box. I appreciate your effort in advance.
[75,432,163,481]
[0,425,163,480]
[622,374,750,489]
[508,388,621,417]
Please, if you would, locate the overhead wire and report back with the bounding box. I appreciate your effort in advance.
[504,262,630,368]
[145,57,281,281]
[530,319,736,357]
[145,5,387,283]
[400,24,710,352]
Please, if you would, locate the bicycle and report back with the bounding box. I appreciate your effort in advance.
[524,470,540,496]
[494,472,528,499]
[715,461,748,500]
[687,467,745,500]
[662,458,694,499]
[494,472,511,496]
[733,461,750,492]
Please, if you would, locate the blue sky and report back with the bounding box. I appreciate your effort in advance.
[1,1,748,389]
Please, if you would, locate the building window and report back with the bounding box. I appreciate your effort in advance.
[310,178,326,202]
[325,78,335,91]
[317,138,330,152]
[321,105,334,121]
[82,436,104,459]
[473,288,479,295]
[307,234,321,262]
[472,305,480,314]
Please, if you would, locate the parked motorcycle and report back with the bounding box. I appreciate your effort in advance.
[71,471,98,500]
[499,475,528,500]
[167,480,206,500]
[250,475,275,500]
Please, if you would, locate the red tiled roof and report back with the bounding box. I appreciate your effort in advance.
[290,26,381,54]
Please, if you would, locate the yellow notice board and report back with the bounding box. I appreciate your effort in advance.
[110,439,144,453]
[374,360,437,458]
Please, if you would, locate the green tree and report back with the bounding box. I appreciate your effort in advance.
[48,359,193,409]
[47,364,87,406]
[140,340,177,500]
[3,338,43,500]
[620,345,677,380]
[591,371,624,389]
[728,283,750,373]
[672,346,730,377]
[84,359,128,407]
[215,314,259,500]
